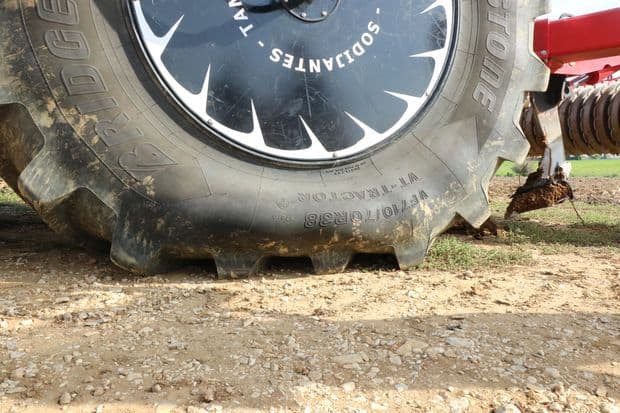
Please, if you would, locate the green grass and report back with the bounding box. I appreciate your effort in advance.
[421,201,620,272]
[0,187,22,204]
[0,187,33,220]
[496,159,620,178]
[420,236,533,271]
[491,201,620,248]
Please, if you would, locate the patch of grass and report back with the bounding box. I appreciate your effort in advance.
[491,201,620,248]
[420,236,533,272]
[0,188,23,205]
[0,187,33,220]
[496,159,620,178]
[571,159,620,177]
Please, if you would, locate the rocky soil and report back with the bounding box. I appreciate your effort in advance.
[0,178,618,413]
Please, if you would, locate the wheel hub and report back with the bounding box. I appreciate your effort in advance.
[130,0,456,163]
[282,0,340,22]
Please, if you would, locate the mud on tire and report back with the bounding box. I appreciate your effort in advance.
[0,0,550,276]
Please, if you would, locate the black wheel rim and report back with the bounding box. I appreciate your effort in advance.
[130,0,457,162]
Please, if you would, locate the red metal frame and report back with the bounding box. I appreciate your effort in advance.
[534,8,620,84]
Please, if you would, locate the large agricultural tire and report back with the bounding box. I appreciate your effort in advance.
[0,0,549,276]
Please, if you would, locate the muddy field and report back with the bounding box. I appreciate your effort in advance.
[0,177,618,413]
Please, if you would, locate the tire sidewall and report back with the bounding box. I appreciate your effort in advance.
[19,0,522,254]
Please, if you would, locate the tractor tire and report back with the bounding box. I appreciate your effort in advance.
[0,1,550,276]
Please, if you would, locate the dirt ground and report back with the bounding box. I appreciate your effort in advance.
[0,178,618,413]
[490,178,620,206]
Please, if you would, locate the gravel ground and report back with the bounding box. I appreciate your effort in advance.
[0,178,618,413]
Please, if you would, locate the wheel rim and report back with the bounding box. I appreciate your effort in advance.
[130,0,457,163]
